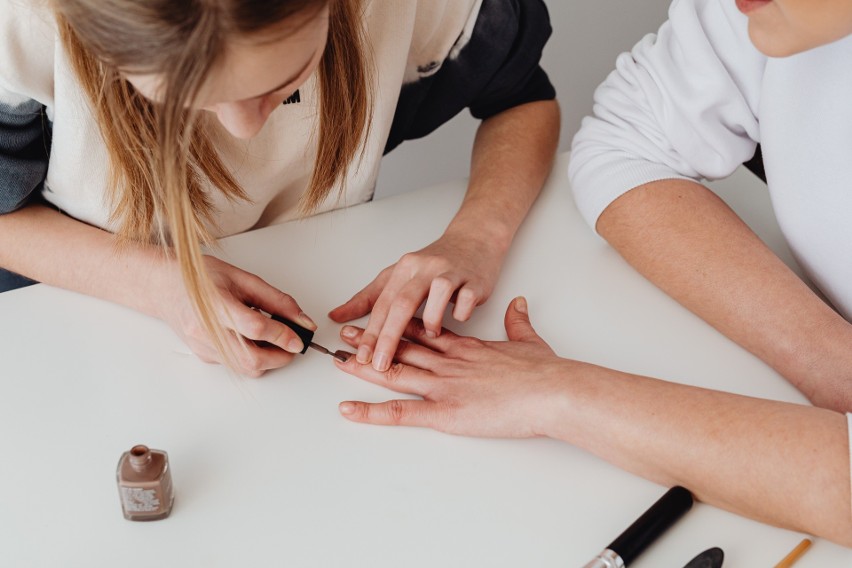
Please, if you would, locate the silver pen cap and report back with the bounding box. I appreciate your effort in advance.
[582,549,625,568]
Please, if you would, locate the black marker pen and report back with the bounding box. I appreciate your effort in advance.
[582,486,694,568]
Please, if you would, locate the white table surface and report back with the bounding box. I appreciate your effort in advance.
[1,152,849,567]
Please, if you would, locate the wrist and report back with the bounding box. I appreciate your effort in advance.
[118,246,181,321]
[782,317,852,412]
[533,360,634,444]
[529,358,590,440]
[443,210,515,256]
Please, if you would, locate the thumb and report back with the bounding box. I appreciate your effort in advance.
[504,297,546,345]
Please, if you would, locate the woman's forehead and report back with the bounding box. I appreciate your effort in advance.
[125,5,329,105]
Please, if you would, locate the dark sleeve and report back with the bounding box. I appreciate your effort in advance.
[0,98,51,214]
[384,0,556,154]
[743,144,766,183]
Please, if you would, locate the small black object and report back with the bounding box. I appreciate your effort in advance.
[682,547,724,568]
[271,314,314,354]
[608,486,694,565]
[282,90,301,105]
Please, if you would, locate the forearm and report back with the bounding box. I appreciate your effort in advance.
[597,179,852,411]
[0,204,173,318]
[546,361,852,546]
[445,100,560,250]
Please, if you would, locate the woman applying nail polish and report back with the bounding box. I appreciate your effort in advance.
[0,0,559,375]
[334,0,852,549]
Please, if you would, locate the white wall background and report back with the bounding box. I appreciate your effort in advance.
[373,0,791,274]
[374,0,673,198]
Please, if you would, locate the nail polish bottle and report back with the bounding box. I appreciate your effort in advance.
[116,444,174,521]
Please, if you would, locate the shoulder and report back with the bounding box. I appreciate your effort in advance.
[409,0,482,55]
[367,0,482,83]
[0,0,56,105]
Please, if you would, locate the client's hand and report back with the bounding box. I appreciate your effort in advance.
[333,297,572,438]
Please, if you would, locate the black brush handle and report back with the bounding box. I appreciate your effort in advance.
[270,314,314,354]
[609,486,694,565]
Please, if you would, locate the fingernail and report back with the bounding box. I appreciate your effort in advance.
[334,350,355,363]
[298,312,317,330]
[425,330,437,339]
[514,296,528,314]
[339,402,356,415]
[287,338,304,353]
[341,325,358,339]
[356,344,372,364]
[373,352,389,372]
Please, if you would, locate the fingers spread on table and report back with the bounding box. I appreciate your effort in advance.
[401,318,460,352]
[338,399,438,428]
[333,345,435,395]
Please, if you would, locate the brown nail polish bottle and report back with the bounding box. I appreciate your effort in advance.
[116,445,174,521]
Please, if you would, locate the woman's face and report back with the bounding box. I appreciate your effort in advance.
[737,0,852,56]
[126,5,329,140]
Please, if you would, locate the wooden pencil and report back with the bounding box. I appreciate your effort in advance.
[773,538,813,568]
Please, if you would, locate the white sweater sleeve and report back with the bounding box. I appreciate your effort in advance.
[568,0,766,231]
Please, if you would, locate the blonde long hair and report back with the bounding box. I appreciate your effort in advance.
[52,0,372,366]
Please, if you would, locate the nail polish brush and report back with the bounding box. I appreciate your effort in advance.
[271,314,350,362]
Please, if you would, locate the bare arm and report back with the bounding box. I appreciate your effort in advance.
[330,99,561,371]
[449,98,561,263]
[0,204,168,313]
[553,355,851,546]
[333,298,852,547]
[0,204,314,375]
[598,179,852,412]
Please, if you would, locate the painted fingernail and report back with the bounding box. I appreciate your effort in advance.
[341,325,358,339]
[356,344,372,364]
[287,338,304,353]
[514,296,528,314]
[373,352,389,372]
[333,350,355,362]
[298,312,317,330]
[339,402,355,415]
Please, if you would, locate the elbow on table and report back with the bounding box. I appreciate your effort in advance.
[827,514,852,549]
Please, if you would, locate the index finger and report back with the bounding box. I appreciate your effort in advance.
[368,280,431,372]
[233,271,316,331]
[227,302,307,354]
[334,348,435,397]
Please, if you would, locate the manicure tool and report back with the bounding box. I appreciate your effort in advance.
[271,314,349,362]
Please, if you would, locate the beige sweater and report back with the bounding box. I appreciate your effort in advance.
[0,0,484,236]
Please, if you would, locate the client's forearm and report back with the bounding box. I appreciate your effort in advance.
[545,362,852,546]
[598,179,852,411]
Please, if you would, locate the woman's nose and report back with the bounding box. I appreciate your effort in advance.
[213,97,275,139]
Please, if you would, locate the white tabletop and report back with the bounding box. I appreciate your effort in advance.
[1,152,849,567]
